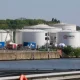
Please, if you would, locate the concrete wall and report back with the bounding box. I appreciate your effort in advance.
[0,50,60,60]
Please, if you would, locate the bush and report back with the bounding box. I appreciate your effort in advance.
[62,46,74,55]
[62,46,80,57]
[74,48,80,58]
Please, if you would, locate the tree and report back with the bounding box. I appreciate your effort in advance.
[0,18,60,29]
[52,18,60,23]
[76,26,80,30]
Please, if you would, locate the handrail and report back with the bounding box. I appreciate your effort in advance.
[0,71,80,80]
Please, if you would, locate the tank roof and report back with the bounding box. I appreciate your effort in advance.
[52,23,76,26]
[17,29,47,32]
[24,24,60,29]
[57,30,79,33]
[0,29,8,32]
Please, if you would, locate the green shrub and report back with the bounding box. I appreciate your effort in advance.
[62,46,80,57]
[62,46,73,55]
[74,48,80,58]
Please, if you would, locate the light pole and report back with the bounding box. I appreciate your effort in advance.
[46,32,49,51]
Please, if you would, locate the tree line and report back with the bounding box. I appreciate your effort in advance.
[0,18,60,29]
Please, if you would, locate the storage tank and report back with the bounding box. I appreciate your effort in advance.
[44,28,62,44]
[0,30,11,48]
[24,24,62,44]
[15,29,49,47]
[24,24,52,29]
[56,30,80,47]
[52,23,76,31]
[0,30,11,42]
[15,31,22,44]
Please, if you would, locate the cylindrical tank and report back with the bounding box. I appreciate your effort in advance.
[15,29,49,47]
[15,31,22,44]
[0,30,11,42]
[24,24,62,44]
[53,23,76,31]
[56,30,80,47]
[44,28,62,44]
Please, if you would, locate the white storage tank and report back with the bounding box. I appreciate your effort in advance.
[15,30,22,44]
[0,30,11,48]
[44,28,62,43]
[56,30,80,47]
[24,24,52,29]
[24,24,62,44]
[15,29,49,47]
[0,30,11,42]
[52,23,76,31]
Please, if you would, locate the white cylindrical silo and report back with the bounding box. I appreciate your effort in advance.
[56,30,80,47]
[44,28,62,44]
[0,30,11,42]
[15,31,22,44]
[24,24,62,44]
[0,30,11,48]
[15,29,49,47]
[52,23,76,31]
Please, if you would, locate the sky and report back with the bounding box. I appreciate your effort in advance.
[0,0,80,25]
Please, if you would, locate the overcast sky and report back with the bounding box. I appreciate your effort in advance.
[0,0,80,25]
